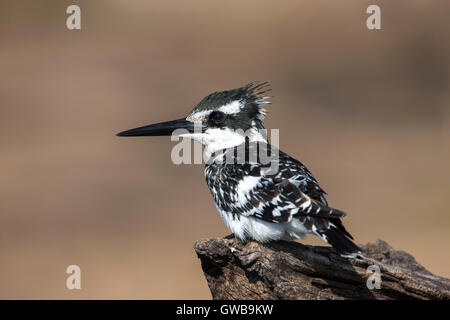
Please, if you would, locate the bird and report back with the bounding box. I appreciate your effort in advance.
[117,82,361,256]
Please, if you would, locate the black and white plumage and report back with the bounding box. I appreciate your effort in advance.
[117,82,361,255]
[204,142,360,255]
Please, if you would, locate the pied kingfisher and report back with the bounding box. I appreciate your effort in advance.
[117,83,361,255]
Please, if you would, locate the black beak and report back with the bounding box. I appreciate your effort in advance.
[117,118,197,137]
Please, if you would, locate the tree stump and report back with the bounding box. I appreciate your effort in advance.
[194,237,450,299]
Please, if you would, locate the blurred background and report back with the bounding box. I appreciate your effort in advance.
[0,0,449,299]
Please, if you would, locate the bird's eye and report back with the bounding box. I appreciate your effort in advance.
[209,111,225,123]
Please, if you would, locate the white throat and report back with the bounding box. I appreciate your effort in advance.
[181,127,267,160]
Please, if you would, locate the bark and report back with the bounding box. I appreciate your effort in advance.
[194,237,450,300]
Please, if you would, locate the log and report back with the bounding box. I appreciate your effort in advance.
[194,237,450,300]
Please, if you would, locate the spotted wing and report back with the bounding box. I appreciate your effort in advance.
[205,148,345,224]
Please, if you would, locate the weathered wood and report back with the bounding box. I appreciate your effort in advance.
[194,237,450,300]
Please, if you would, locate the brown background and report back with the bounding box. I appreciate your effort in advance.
[0,1,449,299]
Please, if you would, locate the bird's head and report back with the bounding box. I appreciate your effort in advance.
[117,82,271,155]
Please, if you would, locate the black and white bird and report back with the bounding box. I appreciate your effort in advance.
[117,83,361,256]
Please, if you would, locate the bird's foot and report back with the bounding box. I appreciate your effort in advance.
[223,234,258,247]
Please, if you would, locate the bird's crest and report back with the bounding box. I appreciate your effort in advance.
[188,82,272,129]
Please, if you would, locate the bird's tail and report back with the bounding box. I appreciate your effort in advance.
[318,226,362,256]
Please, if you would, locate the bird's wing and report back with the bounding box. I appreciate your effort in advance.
[209,158,346,224]
[276,150,329,206]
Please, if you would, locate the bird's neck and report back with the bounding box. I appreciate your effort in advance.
[204,128,267,161]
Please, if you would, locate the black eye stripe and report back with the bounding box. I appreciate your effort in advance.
[209,111,225,122]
